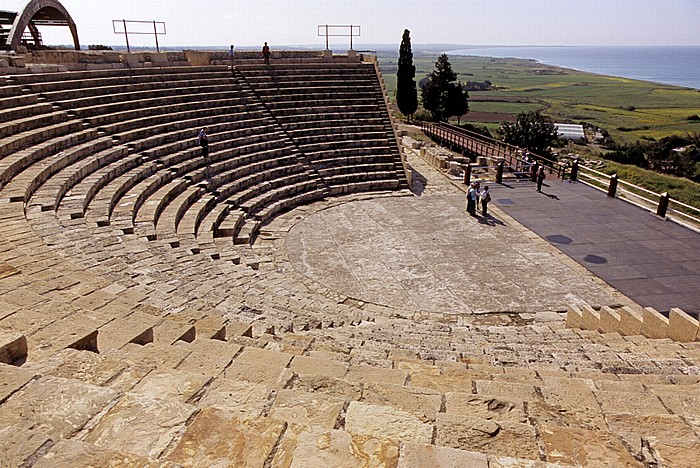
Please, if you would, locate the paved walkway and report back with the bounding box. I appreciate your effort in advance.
[283,149,630,316]
[493,178,700,317]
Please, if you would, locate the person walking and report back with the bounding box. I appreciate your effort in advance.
[466,183,476,215]
[198,127,209,158]
[480,185,491,216]
[536,166,546,192]
[262,42,270,65]
[228,44,235,73]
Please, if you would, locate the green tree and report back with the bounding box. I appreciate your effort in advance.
[396,29,418,122]
[447,82,469,124]
[500,111,558,157]
[420,54,468,122]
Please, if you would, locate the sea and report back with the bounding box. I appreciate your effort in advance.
[448,46,700,90]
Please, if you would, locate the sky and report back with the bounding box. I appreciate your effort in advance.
[5,0,700,49]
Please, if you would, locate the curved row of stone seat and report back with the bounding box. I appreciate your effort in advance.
[6,168,700,466]
[2,60,408,304]
[236,62,408,194]
[3,290,698,466]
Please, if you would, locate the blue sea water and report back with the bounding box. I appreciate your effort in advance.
[448,46,700,90]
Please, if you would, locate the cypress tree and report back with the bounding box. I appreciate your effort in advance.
[396,29,418,122]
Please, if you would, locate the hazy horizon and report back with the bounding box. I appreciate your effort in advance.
[3,0,699,50]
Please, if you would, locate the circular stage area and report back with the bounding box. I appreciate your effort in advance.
[285,194,623,315]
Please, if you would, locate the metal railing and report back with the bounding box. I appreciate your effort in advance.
[421,122,568,178]
[576,162,700,231]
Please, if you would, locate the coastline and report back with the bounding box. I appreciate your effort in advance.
[446,45,700,91]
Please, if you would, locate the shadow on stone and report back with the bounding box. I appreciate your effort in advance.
[583,254,608,264]
[547,235,573,245]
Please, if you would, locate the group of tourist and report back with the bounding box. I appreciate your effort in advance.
[466,182,491,217]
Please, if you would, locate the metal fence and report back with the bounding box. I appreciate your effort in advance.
[420,122,700,232]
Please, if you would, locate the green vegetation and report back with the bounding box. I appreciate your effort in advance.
[380,51,700,209]
[593,161,700,210]
[379,54,700,144]
[420,54,469,122]
[500,111,558,157]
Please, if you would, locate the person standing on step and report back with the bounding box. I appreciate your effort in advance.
[480,185,491,216]
[262,42,270,65]
[228,44,235,73]
[198,127,209,158]
[536,166,546,193]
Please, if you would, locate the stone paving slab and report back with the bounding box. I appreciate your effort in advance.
[285,193,626,315]
[493,179,700,317]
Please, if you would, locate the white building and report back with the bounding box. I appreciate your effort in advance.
[554,123,585,141]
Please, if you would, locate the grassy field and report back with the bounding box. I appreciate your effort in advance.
[593,161,700,210]
[379,53,700,143]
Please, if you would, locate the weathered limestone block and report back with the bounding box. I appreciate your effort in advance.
[184,50,211,66]
[345,401,433,444]
[667,308,699,342]
[650,390,700,418]
[580,305,601,331]
[641,307,669,339]
[539,425,643,467]
[0,426,51,467]
[98,311,161,350]
[0,362,34,403]
[407,368,475,393]
[42,348,127,387]
[268,389,344,430]
[83,393,196,458]
[153,318,195,344]
[176,340,241,375]
[618,306,644,336]
[26,314,101,359]
[346,363,408,386]
[121,52,145,63]
[527,401,607,430]
[435,413,539,460]
[121,341,191,369]
[593,389,669,416]
[489,456,576,467]
[166,408,286,466]
[290,354,349,378]
[198,378,272,418]
[35,440,170,467]
[0,331,27,364]
[225,346,293,385]
[0,261,20,279]
[537,381,607,430]
[148,52,169,64]
[362,383,442,422]
[445,392,527,423]
[131,370,212,403]
[648,441,700,468]
[475,380,540,402]
[291,373,363,400]
[599,306,621,333]
[0,375,117,440]
[287,429,399,468]
[605,413,700,460]
[397,442,489,468]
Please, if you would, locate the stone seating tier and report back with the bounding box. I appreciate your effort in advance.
[0,59,507,465]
